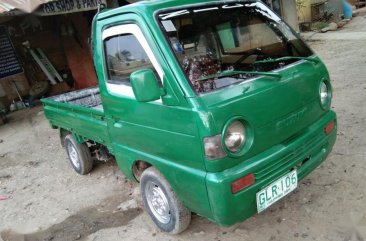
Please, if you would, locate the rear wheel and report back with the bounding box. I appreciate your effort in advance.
[140,167,191,234]
[64,134,93,175]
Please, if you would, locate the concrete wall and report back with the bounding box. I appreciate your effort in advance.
[297,0,344,23]
[282,0,300,31]
[297,0,312,23]
[266,0,300,31]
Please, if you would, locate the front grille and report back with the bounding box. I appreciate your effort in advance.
[255,132,324,182]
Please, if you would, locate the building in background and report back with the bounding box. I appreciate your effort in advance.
[0,0,114,108]
[296,0,362,28]
[296,0,343,23]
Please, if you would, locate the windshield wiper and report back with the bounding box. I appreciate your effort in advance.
[254,56,320,64]
[197,70,281,82]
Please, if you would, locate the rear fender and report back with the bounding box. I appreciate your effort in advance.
[59,129,86,146]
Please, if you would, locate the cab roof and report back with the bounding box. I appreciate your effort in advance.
[96,0,247,20]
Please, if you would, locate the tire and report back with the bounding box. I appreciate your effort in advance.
[64,134,93,175]
[140,167,191,234]
[29,81,50,99]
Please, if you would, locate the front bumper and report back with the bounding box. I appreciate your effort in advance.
[205,111,337,226]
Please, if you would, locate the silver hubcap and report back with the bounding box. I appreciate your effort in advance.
[145,181,171,224]
[67,142,80,169]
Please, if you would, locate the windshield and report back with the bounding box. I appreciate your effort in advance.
[158,2,313,93]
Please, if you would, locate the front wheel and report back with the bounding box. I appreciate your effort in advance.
[140,167,191,234]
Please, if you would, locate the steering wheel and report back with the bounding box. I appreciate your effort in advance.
[233,48,263,69]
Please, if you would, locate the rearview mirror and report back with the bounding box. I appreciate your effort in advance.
[130,69,162,102]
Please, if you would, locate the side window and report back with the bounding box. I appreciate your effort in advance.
[102,24,164,98]
[104,34,154,85]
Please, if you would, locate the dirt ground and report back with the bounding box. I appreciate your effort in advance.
[1,14,366,241]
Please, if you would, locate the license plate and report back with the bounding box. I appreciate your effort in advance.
[256,169,298,213]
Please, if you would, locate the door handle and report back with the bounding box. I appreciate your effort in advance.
[113,122,123,128]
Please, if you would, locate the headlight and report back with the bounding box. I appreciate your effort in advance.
[320,81,331,108]
[224,120,246,152]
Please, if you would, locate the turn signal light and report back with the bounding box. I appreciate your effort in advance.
[324,120,335,135]
[231,173,255,194]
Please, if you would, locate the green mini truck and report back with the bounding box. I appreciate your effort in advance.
[42,0,337,234]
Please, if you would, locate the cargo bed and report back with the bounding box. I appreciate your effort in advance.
[48,87,103,110]
[41,87,110,146]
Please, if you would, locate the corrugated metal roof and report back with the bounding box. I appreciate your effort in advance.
[0,0,54,14]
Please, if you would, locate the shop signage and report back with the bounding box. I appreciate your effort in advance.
[0,0,107,17]
[0,26,23,79]
[39,0,106,16]
[0,10,23,17]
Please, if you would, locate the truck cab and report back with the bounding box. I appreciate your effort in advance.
[43,0,336,234]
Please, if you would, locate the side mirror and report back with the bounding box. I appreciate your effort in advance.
[130,69,162,102]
